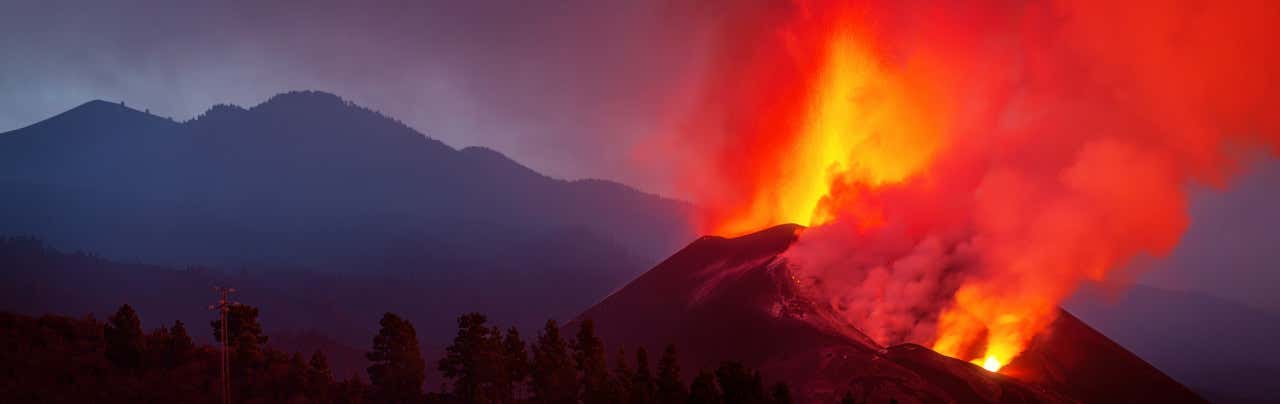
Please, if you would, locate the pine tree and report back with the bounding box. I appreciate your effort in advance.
[367,312,425,403]
[531,319,577,404]
[630,347,655,404]
[284,352,310,399]
[689,370,723,404]
[502,326,530,401]
[308,349,334,401]
[104,304,146,369]
[715,361,766,404]
[439,312,503,402]
[211,304,268,368]
[768,382,792,404]
[146,324,171,367]
[655,344,687,404]
[613,347,633,404]
[573,319,614,403]
[840,391,856,404]
[167,320,194,364]
[336,372,369,404]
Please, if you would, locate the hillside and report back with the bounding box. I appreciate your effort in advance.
[576,225,1205,403]
[0,91,693,271]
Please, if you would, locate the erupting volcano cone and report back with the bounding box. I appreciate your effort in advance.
[574,225,1205,403]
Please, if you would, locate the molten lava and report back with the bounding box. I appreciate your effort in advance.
[658,0,1280,371]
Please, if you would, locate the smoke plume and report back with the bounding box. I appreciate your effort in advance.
[656,0,1280,368]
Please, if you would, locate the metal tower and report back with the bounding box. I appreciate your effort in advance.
[209,286,237,404]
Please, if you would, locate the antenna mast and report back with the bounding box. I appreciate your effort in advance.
[209,286,237,404]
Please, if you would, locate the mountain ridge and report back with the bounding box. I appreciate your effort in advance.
[0,90,695,270]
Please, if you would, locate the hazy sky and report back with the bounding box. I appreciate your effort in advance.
[2,0,1277,312]
[0,0,715,194]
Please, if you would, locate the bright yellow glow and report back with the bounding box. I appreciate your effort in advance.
[978,356,1002,372]
[712,33,944,237]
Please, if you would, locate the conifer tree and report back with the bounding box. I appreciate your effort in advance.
[440,312,504,402]
[336,372,369,404]
[655,344,687,404]
[212,304,268,368]
[105,304,146,369]
[367,312,425,403]
[841,391,856,404]
[502,326,530,401]
[308,349,334,401]
[769,382,793,404]
[284,352,309,399]
[715,361,766,404]
[146,324,171,368]
[630,346,656,404]
[689,370,723,404]
[531,319,577,404]
[167,320,194,364]
[573,319,614,403]
[613,347,633,404]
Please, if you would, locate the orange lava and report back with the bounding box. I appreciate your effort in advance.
[658,0,1280,370]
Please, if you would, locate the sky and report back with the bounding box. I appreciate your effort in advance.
[2,0,1277,312]
[0,0,715,194]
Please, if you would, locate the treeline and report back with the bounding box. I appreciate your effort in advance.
[431,313,793,404]
[1,304,362,403]
[0,304,792,403]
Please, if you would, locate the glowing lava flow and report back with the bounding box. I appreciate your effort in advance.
[706,13,946,237]
[662,0,1280,374]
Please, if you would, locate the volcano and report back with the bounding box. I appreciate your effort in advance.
[574,225,1205,403]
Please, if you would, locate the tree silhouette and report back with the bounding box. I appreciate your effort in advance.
[367,312,425,403]
[656,344,687,404]
[573,319,615,403]
[612,347,634,403]
[689,370,723,404]
[440,312,503,402]
[630,346,656,404]
[336,372,370,404]
[841,391,856,404]
[769,382,793,404]
[307,349,334,401]
[531,319,577,404]
[715,361,766,404]
[145,323,171,369]
[167,320,194,365]
[104,304,145,369]
[502,326,530,401]
[211,303,268,370]
[4,302,807,404]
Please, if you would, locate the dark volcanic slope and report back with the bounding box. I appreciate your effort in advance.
[577,225,1205,404]
[1002,311,1206,404]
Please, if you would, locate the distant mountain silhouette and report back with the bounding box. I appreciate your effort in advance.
[575,224,1205,403]
[0,92,697,380]
[0,89,693,275]
[1066,282,1280,403]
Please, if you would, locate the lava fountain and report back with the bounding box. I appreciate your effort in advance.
[655,0,1279,371]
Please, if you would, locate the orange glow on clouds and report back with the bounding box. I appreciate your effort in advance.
[657,0,1280,370]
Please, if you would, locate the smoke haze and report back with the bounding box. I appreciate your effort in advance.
[657,0,1280,365]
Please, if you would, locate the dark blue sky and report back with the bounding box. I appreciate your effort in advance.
[2,0,1276,312]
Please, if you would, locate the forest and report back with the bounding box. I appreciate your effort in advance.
[0,303,801,404]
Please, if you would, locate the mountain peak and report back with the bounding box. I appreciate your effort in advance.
[2,99,174,136]
[256,90,352,111]
[64,99,143,119]
[76,99,127,110]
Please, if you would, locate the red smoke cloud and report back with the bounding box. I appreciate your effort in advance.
[654,0,1279,370]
